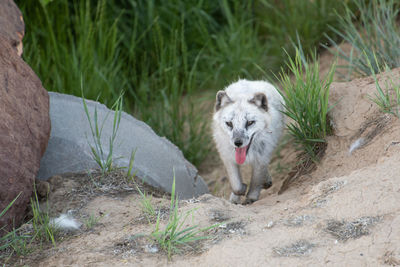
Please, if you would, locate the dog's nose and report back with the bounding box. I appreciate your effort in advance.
[234,140,243,147]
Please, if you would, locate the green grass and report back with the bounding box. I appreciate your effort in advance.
[257,0,347,69]
[136,187,157,223]
[84,214,103,230]
[19,0,124,104]
[366,54,400,118]
[0,193,28,259]
[277,48,336,158]
[17,0,350,166]
[126,149,138,180]
[150,177,217,259]
[325,0,400,77]
[30,188,58,247]
[82,90,123,175]
[0,190,60,261]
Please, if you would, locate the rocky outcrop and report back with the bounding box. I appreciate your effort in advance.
[38,92,209,199]
[0,1,51,231]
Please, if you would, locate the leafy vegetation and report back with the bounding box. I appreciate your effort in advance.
[0,189,58,262]
[366,55,400,118]
[326,0,400,77]
[17,0,348,166]
[30,188,58,247]
[0,193,28,260]
[82,90,123,175]
[257,0,347,69]
[277,48,336,158]
[150,178,217,259]
[137,186,158,223]
[84,214,103,230]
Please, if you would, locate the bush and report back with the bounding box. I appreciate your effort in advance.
[277,49,336,158]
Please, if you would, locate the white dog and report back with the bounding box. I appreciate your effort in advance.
[212,79,285,204]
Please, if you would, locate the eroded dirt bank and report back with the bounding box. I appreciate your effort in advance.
[9,69,400,267]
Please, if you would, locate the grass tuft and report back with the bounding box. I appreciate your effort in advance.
[136,187,157,223]
[1,190,59,261]
[277,48,336,158]
[82,89,123,175]
[366,54,400,118]
[0,193,30,260]
[30,187,58,247]
[150,177,217,259]
[84,214,103,230]
[325,0,400,77]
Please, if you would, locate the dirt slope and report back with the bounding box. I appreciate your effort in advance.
[9,69,400,267]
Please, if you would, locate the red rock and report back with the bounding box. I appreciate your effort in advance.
[0,0,24,56]
[0,1,50,232]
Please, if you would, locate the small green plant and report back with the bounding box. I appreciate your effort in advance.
[126,149,137,180]
[151,177,217,259]
[136,187,157,223]
[277,48,336,158]
[84,214,103,230]
[129,150,158,222]
[366,54,400,118]
[6,229,33,257]
[82,90,123,175]
[1,229,32,262]
[0,193,29,259]
[0,194,21,238]
[30,188,58,247]
[325,0,400,77]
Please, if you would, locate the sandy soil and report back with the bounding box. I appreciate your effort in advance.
[6,66,400,266]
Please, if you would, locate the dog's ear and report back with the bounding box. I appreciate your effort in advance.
[215,90,232,111]
[249,93,268,112]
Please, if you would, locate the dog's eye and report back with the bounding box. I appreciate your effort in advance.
[225,121,233,128]
[246,120,255,127]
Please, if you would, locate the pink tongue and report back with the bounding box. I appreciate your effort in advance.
[235,146,248,165]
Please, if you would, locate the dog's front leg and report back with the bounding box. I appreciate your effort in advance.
[223,159,247,204]
[245,164,271,204]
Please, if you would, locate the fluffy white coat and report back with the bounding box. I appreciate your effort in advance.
[212,79,285,203]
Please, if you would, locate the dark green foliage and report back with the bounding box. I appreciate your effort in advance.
[16,0,348,165]
[257,0,347,69]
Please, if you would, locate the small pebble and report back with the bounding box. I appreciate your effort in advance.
[219,224,227,229]
[144,245,158,253]
[266,221,274,229]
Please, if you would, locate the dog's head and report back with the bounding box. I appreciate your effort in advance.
[214,90,270,164]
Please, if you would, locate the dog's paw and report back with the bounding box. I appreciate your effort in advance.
[245,188,261,203]
[229,192,241,204]
[243,198,256,205]
[232,183,247,196]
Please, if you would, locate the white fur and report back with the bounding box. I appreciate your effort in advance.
[349,138,365,154]
[50,214,81,230]
[212,79,285,203]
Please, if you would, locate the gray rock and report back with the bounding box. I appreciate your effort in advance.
[38,92,209,198]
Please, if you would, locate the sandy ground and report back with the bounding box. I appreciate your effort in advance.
[6,63,400,266]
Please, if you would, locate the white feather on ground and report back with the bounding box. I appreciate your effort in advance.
[349,138,365,155]
[50,214,81,230]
